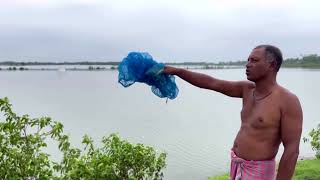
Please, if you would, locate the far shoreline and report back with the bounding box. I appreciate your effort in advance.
[0,65,320,72]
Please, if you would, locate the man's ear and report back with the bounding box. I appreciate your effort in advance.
[269,61,277,71]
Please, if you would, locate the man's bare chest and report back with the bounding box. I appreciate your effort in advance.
[241,97,281,129]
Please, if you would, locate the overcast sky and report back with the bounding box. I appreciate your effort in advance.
[0,0,319,62]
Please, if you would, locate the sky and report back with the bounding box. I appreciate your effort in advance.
[0,0,319,62]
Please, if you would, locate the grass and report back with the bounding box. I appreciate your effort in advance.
[293,159,320,180]
[208,159,320,180]
[208,173,229,180]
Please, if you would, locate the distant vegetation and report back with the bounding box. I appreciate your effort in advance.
[215,54,320,68]
[0,54,320,70]
[88,66,107,70]
[283,54,320,68]
[0,61,119,66]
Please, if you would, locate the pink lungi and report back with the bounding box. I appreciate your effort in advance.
[230,150,275,180]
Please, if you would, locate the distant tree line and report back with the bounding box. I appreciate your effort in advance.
[166,62,217,66]
[0,67,29,71]
[216,54,320,68]
[0,66,118,71]
[0,54,319,68]
[0,61,217,66]
[0,61,119,66]
[283,54,320,68]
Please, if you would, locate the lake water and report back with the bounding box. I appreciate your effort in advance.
[0,68,319,180]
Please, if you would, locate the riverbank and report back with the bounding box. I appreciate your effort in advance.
[208,158,320,180]
[1,54,319,70]
[0,65,320,72]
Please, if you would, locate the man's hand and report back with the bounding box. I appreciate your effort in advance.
[163,65,179,75]
[145,63,165,77]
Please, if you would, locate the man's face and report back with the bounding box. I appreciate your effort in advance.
[246,48,272,82]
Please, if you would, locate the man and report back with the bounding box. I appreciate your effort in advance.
[163,45,303,180]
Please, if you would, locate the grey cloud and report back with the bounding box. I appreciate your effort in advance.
[0,2,319,62]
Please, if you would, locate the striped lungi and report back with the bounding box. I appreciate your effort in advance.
[230,150,275,180]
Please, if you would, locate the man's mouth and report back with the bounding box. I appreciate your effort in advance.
[246,70,250,75]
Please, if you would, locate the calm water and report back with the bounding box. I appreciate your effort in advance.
[0,68,319,180]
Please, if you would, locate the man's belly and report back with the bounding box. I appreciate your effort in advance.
[232,129,281,161]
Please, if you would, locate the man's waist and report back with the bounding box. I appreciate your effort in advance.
[232,144,278,161]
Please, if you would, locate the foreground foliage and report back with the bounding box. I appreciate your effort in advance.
[303,123,320,159]
[308,124,320,159]
[0,97,166,179]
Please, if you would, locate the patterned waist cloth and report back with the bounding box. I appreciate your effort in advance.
[230,150,276,180]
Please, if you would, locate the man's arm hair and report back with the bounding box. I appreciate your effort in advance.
[276,94,303,180]
[163,66,254,98]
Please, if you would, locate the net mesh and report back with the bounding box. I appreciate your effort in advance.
[118,52,179,99]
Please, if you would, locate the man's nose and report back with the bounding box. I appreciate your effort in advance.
[246,61,251,68]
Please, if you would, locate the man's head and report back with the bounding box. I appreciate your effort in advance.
[246,45,283,82]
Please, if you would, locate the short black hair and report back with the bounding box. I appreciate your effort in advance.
[254,45,283,72]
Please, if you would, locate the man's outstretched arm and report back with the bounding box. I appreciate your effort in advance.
[163,66,253,98]
[276,94,303,180]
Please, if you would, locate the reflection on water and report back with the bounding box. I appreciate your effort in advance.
[0,68,319,180]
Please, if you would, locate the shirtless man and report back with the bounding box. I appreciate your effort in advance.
[163,45,303,180]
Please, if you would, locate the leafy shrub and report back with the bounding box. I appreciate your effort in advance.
[0,97,166,179]
[304,123,320,159]
[309,124,320,159]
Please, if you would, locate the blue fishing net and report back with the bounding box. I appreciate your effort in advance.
[118,52,179,99]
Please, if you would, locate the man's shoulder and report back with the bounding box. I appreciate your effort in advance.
[277,86,299,101]
[277,86,301,111]
[238,81,255,98]
[239,80,255,90]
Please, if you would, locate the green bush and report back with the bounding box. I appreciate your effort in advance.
[0,97,166,179]
[309,124,320,159]
[304,123,320,159]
